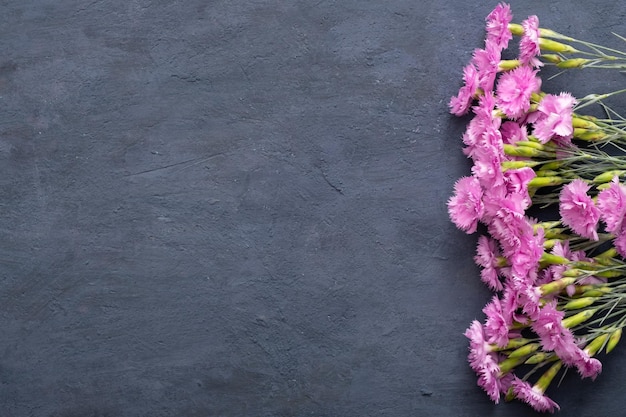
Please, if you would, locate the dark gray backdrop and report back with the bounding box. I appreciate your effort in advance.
[1,1,625,416]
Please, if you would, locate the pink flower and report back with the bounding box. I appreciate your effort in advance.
[475,236,503,291]
[533,93,577,144]
[504,167,536,209]
[500,121,528,145]
[518,281,542,319]
[470,138,505,189]
[483,296,513,347]
[531,302,565,351]
[472,42,502,92]
[511,377,560,413]
[449,64,480,116]
[485,3,513,50]
[463,92,502,158]
[574,349,602,380]
[519,15,542,67]
[465,320,505,403]
[496,66,541,119]
[559,179,600,240]
[447,176,484,233]
[614,231,626,258]
[597,176,626,234]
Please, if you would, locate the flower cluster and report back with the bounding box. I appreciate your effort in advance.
[448,3,626,413]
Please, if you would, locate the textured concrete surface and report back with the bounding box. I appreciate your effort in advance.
[1,1,625,416]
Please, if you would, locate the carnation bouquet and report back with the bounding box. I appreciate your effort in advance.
[448,3,626,413]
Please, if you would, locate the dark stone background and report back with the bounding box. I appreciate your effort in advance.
[1,1,625,416]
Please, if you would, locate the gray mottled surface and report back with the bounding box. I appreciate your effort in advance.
[1,1,625,416]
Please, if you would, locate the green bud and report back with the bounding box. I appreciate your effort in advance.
[539,38,579,53]
[562,268,585,278]
[540,277,576,296]
[563,297,596,310]
[540,161,564,171]
[534,361,563,393]
[581,288,611,298]
[606,329,622,353]
[541,54,563,64]
[529,176,564,188]
[503,144,555,158]
[525,352,553,365]
[585,334,609,356]
[572,115,600,129]
[508,23,524,36]
[556,58,590,68]
[595,247,619,261]
[508,343,541,359]
[498,356,525,375]
[562,309,597,328]
[498,59,521,71]
[501,160,541,170]
[539,252,569,265]
[594,170,624,184]
[574,128,606,141]
[504,338,534,350]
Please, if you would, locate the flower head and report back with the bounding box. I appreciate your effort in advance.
[449,64,480,116]
[475,235,503,291]
[559,179,600,240]
[465,320,505,403]
[496,66,541,119]
[447,176,484,233]
[472,43,502,92]
[519,15,542,67]
[511,377,560,413]
[485,3,513,50]
[597,176,626,234]
[533,93,577,144]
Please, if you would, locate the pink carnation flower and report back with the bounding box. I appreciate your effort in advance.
[472,42,501,92]
[475,236,503,291]
[483,296,511,347]
[597,176,626,234]
[519,15,542,67]
[511,377,560,413]
[614,232,626,258]
[447,176,484,233]
[485,3,513,50]
[449,64,480,116]
[504,167,536,209]
[496,65,541,119]
[533,93,577,144]
[559,179,600,240]
[465,320,506,403]
[500,121,528,145]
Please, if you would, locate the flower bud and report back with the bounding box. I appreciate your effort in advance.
[508,343,541,358]
[594,170,625,184]
[529,176,564,188]
[501,160,541,170]
[540,277,576,296]
[534,361,563,393]
[498,59,521,71]
[498,356,525,375]
[539,38,579,53]
[503,144,555,158]
[562,309,597,328]
[563,297,596,310]
[556,58,590,68]
[572,115,600,129]
[606,329,622,353]
[574,128,607,141]
[508,23,524,36]
[585,333,609,356]
[541,54,563,64]
[525,352,553,365]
